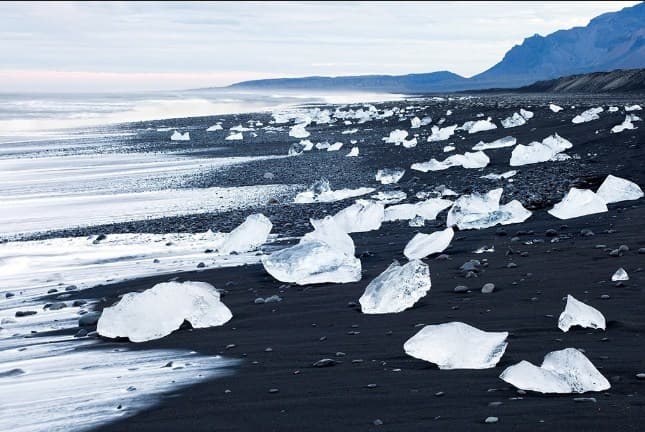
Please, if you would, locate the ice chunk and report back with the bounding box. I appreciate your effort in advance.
[289,123,310,138]
[327,141,343,151]
[225,132,243,140]
[206,124,223,131]
[411,151,489,172]
[402,137,417,148]
[558,295,606,332]
[315,141,330,150]
[481,170,517,180]
[608,106,619,112]
[520,109,534,119]
[333,199,384,233]
[611,114,639,133]
[501,112,526,128]
[404,322,508,369]
[262,217,361,285]
[612,267,629,281]
[288,142,305,156]
[383,129,408,145]
[294,179,374,203]
[596,174,644,204]
[170,131,190,141]
[346,146,359,157]
[420,116,432,126]
[549,104,563,113]
[472,136,516,151]
[572,107,603,124]
[427,125,457,142]
[446,188,531,230]
[299,139,314,151]
[97,281,232,342]
[460,118,497,134]
[510,133,572,166]
[410,116,421,129]
[404,227,454,259]
[446,109,452,116]
[219,213,272,254]
[341,128,358,134]
[359,260,431,314]
[499,348,610,394]
[548,188,608,219]
[376,168,405,185]
[371,190,407,204]
[384,198,453,222]
[625,104,642,112]
[443,145,455,152]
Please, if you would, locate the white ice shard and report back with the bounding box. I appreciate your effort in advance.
[612,267,629,281]
[520,108,534,119]
[443,145,455,152]
[499,348,610,394]
[472,136,516,151]
[404,322,508,369]
[383,129,409,145]
[625,104,642,112]
[376,168,405,185]
[596,174,644,204]
[404,227,454,259]
[549,104,564,113]
[608,106,619,112]
[446,109,452,116]
[460,118,497,134]
[446,188,531,230]
[206,124,223,131]
[371,190,407,204]
[401,137,418,148]
[384,198,453,222]
[262,217,361,285]
[411,151,489,172]
[315,141,330,150]
[481,170,517,180]
[327,141,344,151]
[333,199,384,233]
[610,115,639,133]
[427,125,457,142]
[300,139,314,151]
[341,128,358,134]
[225,132,243,140]
[410,116,421,129]
[501,112,527,128]
[346,146,359,157]
[170,131,190,141]
[548,188,608,219]
[572,107,603,124]
[218,213,272,254]
[97,281,233,342]
[230,124,254,132]
[359,260,431,314]
[510,133,572,166]
[289,123,310,138]
[294,179,374,203]
[558,295,606,332]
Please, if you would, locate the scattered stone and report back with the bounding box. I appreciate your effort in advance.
[78,311,101,327]
[366,383,377,388]
[264,295,282,303]
[373,419,384,426]
[47,288,59,294]
[72,300,87,307]
[481,283,495,294]
[268,388,279,394]
[573,397,597,403]
[15,310,37,317]
[254,297,266,304]
[0,368,26,378]
[5,292,15,298]
[496,228,507,236]
[454,285,469,293]
[545,229,558,237]
[600,294,611,300]
[196,262,206,268]
[507,262,517,268]
[609,249,621,257]
[580,229,595,237]
[636,373,645,380]
[485,417,499,424]
[435,391,445,397]
[638,248,645,254]
[618,245,630,252]
[45,302,67,310]
[488,401,503,407]
[313,358,338,367]
[65,285,78,291]
[435,254,451,261]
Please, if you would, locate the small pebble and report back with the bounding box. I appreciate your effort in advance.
[481,283,495,294]
[485,416,499,424]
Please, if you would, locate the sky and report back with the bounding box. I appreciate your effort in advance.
[0,1,640,92]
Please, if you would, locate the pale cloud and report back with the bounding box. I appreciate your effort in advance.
[0,1,639,92]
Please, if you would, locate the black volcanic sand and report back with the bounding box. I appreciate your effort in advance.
[24,94,645,430]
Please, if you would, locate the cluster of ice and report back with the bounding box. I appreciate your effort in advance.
[572,107,603,124]
[383,129,417,147]
[427,125,457,142]
[333,199,384,233]
[558,295,606,332]
[327,141,343,151]
[289,123,310,139]
[610,114,641,133]
[548,188,608,220]
[170,131,190,141]
[549,104,564,113]
[384,198,453,222]
[225,132,243,140]
[262,216,361,285]
[472,136,516,151]
[411,151,489,172]
[447,188,531,230]
[596,174,644,204]
[500,348,610,394]
[97,281,233,342]
[404,227,454,259]
[376,168,405,184]
[510,133,572,166]
[612,267,629,281]
[404,322,508,369]
[359,260,431,314]
[481,170,517,180]
[371,190,407,204]
[206,123,223,131]
[625,104,642,112]
[459,118,497,134]
[501,111,531,128]
[294,179,374,204]
[218,214,272,254]
[346,147,359,157]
